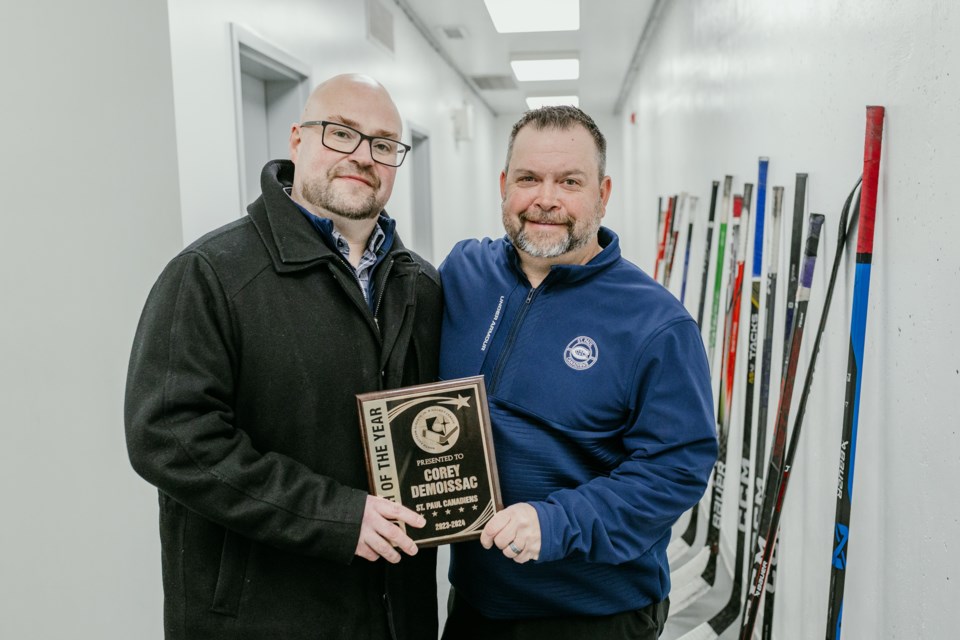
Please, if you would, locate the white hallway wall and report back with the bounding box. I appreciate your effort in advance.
[622,1,960,638]
[168,0,504,254]
[0,1,182,639]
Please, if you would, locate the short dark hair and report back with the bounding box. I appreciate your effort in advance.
[504,105,607,182]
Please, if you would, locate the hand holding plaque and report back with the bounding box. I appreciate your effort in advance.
[356,376,503,546]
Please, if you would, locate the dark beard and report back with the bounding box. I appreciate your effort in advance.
[300,180,383,220]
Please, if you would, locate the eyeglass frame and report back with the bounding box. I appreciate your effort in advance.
[299,120,412,167]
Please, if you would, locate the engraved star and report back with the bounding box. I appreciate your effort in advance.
[442,394,470,410]
[472,505,478,510]
[432,511,438,517]
[459,507,465,513]
[445,509,451,515]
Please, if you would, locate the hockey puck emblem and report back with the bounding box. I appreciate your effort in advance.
[563,336,599,371]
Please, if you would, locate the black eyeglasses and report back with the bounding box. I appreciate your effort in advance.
[300,120,411,167]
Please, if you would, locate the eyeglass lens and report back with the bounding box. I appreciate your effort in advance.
[322,123,407,166]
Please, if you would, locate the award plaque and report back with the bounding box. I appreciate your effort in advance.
[356,376,502,546]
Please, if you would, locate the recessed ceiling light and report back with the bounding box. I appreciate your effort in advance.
[510,58,579,82]
[483,0,580,33]
[526,95,580,109]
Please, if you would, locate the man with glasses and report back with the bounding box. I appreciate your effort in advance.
[126,74,440,640]
[438,106,718,639]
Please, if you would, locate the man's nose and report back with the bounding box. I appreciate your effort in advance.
[346,138,376,166]
[532,181,560,209]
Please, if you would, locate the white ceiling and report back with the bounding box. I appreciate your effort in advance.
[396,0,657,117]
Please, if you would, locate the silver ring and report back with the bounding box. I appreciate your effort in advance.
[508,542,523,554]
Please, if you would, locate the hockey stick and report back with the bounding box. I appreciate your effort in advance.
[783,174,808,352]
[739,214,826,639]
[760,171,808,634]
[655,195,672,281]
[665,194,684,289]
[657,195,665,259]
[680,196,699,305]
[747,185,782,612]
[718,187,752,433]
[707,176,734,371]
[696,181,721,328]
[825,105,885,640]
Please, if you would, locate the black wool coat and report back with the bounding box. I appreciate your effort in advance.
[125,160,442,640]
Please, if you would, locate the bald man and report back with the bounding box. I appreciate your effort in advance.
[126,74,441,640]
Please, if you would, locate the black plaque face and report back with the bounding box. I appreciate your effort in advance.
[356,376,502,546]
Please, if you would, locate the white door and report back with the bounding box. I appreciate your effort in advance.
[409,129,435,263]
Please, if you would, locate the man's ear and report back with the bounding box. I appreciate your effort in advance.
[289,123,301,163]
[599,175,612,211]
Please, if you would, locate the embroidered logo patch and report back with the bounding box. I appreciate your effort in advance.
[563,336,599,371]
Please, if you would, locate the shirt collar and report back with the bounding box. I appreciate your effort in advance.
[284,186,395,259]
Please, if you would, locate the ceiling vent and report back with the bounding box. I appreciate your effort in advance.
[366,0,395,54]
[471,75,517,91]
[440,25,469,40]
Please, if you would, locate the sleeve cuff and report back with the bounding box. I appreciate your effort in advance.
[530,501,564,563]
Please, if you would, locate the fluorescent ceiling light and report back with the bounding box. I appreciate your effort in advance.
[510,58,579,82]
[483,0,579,33]
[526,95,580,109]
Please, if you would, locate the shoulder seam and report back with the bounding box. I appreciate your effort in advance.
[629,316,701,390]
